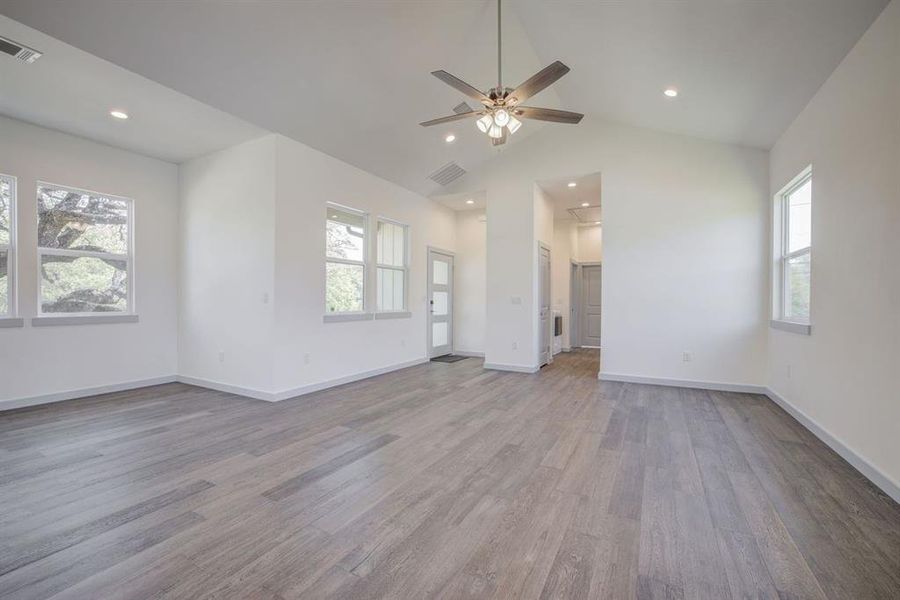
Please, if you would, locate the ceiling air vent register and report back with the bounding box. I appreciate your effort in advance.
[428,162,467,186]
[0,36,42,63]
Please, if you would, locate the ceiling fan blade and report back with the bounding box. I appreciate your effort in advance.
[507,61,570,104]
[431,70,490,103]
[419,110,481,127]
[514,106,584,124]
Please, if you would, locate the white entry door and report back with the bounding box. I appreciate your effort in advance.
[539,245,551,366]
[427,249,453,357]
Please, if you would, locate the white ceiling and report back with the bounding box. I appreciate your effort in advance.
[0,15,265,163]
[0,0,889,191]
[538,172,602,221]
[433,190,487,213]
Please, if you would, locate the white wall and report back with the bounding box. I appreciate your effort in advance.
[576,225,603,263]
[272,135,455,395]
[0,116,179,405]
[768,0,900,493]
[452,209,486,355]
[446,118,769,383]
[179,135,277,393]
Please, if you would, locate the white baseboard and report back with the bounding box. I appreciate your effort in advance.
[765,387,900,504]
[175,375,277,402]
[452,350,485,358]
[483,362,540,374]
[0,375,178,412]
[270,358,429,401]
[598,371,767,394]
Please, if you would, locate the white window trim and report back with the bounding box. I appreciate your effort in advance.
[34,181,136,321]
[375,216,410,315]
[771,166,812,334]
[0,173,18,324]
[325,202,368,316]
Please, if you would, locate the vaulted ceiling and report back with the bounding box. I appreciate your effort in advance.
[0,0,889,196]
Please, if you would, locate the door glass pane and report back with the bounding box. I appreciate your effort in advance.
[326,262,364,312]
[327,208,365,262]
[785,252,810,321]
[433,259,448,285]
[787,179,811,252]
[432,291,448,316]
[432,322,448,347]
[40,254,127,313]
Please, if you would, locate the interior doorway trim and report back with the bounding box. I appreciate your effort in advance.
[538,241,552,367]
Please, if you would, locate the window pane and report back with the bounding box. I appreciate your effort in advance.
[41,254,127,313]
[785,252,810,321]
[0,176,11,246]
[327,208,365,262]
[38,185,128,254]
[377,221,406,268]
[0,251,7,315]
[787,178,811,252]
[377,267,404,311]
[326,261,363,313]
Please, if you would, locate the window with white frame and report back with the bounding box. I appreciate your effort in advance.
[0,174,16,317]
[325,204,367,313]
[37,183,133,314]
[376,219,408,312]
[775,169,812,323]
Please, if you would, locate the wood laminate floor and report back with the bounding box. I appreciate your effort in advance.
[1,350,899,599]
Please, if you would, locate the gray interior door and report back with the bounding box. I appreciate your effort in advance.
[427,249,453,357]
[539,245,551,366]
[581,265,602,347]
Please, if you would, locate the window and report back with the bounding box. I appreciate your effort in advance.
[774,169,811,326]
[37,183,133,314]
[325,204,366,313]
[376,219,408,312]
[0,174,15,317]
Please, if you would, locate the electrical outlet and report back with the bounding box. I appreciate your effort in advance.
[682,352,692,362]
[786,364,792,379]
[303,353,310,365]
[400,339,406,347]
[511,296,522,305]
[218,351,225,363]
[262,292,270,304]
[512,341,518,350]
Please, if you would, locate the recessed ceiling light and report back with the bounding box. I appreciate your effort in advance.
[465,199,475,205]
[664,88,678,98]
[581,202,589,207]
[567,182,577,188]
[109,110,129,120]
[594,221,601,225]
[445,134,456,143]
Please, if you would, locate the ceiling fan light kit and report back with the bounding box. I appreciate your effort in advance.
[420,0,583,146]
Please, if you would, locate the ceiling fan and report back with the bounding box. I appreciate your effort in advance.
[420,0,583,146]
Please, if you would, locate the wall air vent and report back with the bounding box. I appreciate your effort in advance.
[428,162,466,186]
[0,36,42,63]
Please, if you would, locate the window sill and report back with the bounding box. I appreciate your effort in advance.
[32,314,140,327]
[770,320,811,335]
[374,311,411,320]
[0,317,25,328]
[323,312,373,323]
